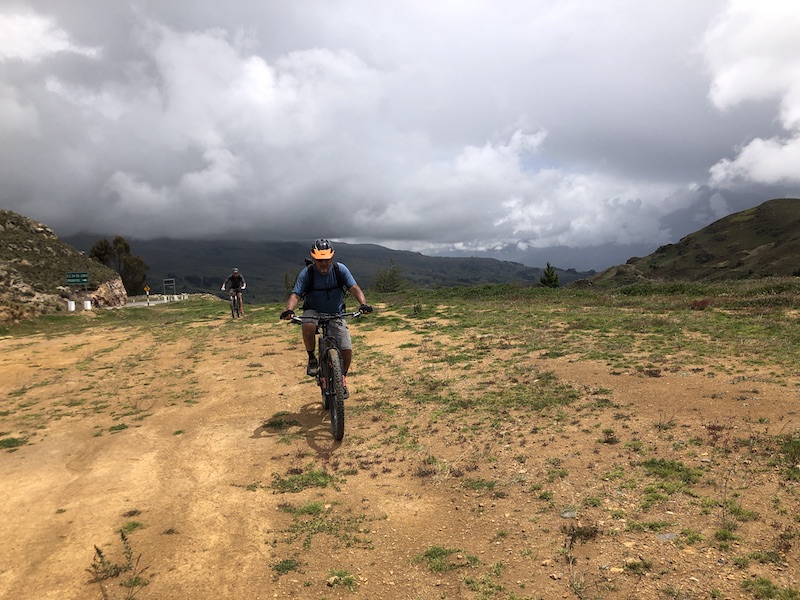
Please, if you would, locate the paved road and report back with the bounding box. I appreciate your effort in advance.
[119,295,189,308]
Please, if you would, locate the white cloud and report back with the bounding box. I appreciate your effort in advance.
[179,148,242,196]
[710,136,800,185]
[44,77,128,120]
[704,2,800,185]
[1,1,799,272]
[0,11,98,62]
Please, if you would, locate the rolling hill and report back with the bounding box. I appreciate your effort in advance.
[588,198,800,287]
[62,235,594,303]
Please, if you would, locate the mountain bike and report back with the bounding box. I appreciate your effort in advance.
[290,310,363,440]
[227,288,243,318]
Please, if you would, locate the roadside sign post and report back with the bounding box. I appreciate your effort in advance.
[66,272,89,310]
[162,278,176,302]
[66,272,88,285]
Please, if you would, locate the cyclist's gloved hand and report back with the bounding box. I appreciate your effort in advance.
[359,303,373,314]
[241,284,246,289]
[220,287,225,291]
[280,309,295,320]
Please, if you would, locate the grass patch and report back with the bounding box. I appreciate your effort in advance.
[271,558,302,577]
[461,478,497,492]
[0,436,28,449]
[414,546,479,573]
[270,467,339,494]
[741,577,800,599]
[270,502,379,551]
[638,458,703,485]
[264,413,302,430]
[327,569,358,591]
[121,521,144,534]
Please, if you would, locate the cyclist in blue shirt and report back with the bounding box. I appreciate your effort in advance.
[280,239,372,379]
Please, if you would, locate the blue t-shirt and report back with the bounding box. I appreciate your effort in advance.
[292,262,357,314]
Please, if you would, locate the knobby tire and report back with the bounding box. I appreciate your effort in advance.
[319,338,329,410]
[326,348,345,440]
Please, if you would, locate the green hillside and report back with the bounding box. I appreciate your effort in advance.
[589,198,800,287]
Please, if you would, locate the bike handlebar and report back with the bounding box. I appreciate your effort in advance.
[289,310,362,324]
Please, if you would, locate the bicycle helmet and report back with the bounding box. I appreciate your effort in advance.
[310,239,334,259]
[232,267,239,274]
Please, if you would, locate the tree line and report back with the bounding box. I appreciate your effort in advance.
[88,238,559,298]
[88,236,149,295]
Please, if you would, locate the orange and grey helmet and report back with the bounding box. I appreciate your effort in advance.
[310,239,334,259]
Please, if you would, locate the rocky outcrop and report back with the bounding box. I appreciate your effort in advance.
[0,263,65,319]
[89,278,127,308]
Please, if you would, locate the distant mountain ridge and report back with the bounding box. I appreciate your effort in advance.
[62,235,594,303]
[589,198,800,286]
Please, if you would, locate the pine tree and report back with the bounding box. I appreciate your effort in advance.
[539,261,559,288]
[372,259,407,292]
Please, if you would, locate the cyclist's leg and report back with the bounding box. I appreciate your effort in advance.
[301,310,319,352]
[237,290,244,314]
[341,349,352,375]
[301,309,320,375]
[334,324,352,398]
[330,320,353,374]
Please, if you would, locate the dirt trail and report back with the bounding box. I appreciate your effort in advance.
[1,306,799,599]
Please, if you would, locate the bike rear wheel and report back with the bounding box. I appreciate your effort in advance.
[325,348,345,440]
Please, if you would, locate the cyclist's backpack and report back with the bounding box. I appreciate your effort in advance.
[302,259,347,298]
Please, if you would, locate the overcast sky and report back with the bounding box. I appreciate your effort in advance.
[2,1,800,270]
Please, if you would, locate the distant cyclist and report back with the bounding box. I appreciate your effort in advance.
[280,239,372,381]
[221,268,247,316]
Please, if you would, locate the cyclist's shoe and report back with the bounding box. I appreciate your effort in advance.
[306,357,318,377]
[342,375,349,399]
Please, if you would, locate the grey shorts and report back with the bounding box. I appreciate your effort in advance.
[302,309,352,351]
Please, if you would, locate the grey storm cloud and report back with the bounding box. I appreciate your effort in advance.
[1,0,799,270]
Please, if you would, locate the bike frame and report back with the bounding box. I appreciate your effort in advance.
[228,288,242,318]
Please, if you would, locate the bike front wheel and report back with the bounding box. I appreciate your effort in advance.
[325,348,346,440]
